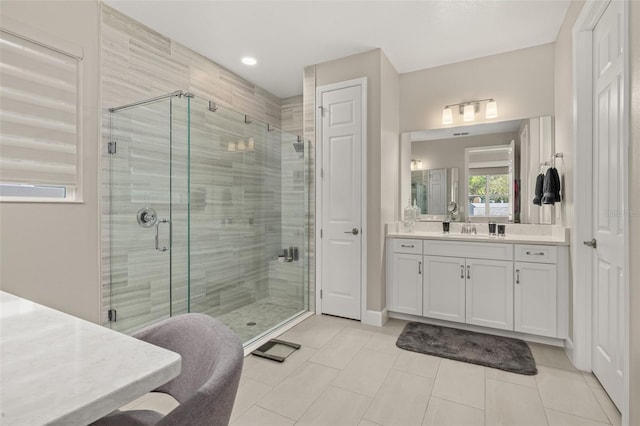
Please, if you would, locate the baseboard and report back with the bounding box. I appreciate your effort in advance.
[564,336,578,368]
[362,309,389,327]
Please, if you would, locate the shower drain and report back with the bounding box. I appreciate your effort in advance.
[246,321,256,326]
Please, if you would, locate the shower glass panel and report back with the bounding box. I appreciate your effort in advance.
[188,97,308,344]
[108,92,308,345]
[108,95,189,333]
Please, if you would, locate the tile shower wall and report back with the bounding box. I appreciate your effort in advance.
[100,4,308,333]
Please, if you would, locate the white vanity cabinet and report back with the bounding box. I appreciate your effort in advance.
[514,244,560,337]
[387,239,423,315]
[423,240,514,331]
[465,258,514,331]
[386,236,568,341]
[423,255,466,323]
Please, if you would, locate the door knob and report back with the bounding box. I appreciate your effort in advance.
[344,228,359,235]
[583,238,597,248]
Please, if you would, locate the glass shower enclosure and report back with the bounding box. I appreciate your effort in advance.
[106,91,308,345]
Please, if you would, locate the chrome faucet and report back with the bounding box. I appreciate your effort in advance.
[461,220,477,234]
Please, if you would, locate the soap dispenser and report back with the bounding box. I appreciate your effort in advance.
[412,198,421,222]
[403,201,415,232]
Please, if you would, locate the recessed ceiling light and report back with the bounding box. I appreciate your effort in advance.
[241,56,257,66]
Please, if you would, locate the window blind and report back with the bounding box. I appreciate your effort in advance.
[0,29,80,188]
[468,166,509,176]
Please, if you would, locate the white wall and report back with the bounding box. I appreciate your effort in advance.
[555,0,584,231]
[400,44,555,132]
[379,52,400,309]
[628,2,640,423]
[315,49,401,313]
[0,1,101,322]
[553,0,584,346]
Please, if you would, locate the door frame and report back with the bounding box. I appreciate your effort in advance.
[315,77,368,321]
[572,0,630,421]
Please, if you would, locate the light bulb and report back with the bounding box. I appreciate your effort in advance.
[237,139,246,151]
[442,107,453,124]
[463,104,475,122]
[485,100,498,119]
[227,142,236,152]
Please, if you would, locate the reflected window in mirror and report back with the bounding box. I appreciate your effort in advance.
[467,174,510,217]
[465,143,515,220]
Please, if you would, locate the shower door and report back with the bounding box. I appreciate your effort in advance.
[107,96,189,333]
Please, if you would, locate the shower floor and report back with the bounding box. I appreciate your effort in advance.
[216,296,306,343]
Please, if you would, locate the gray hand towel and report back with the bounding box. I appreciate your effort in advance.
[533,173,544,206]
[542,167,561,204]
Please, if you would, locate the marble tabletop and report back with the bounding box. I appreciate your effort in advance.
[0,291,181,426]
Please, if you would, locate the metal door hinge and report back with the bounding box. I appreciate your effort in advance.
[320,289,323,299]
[108,141,117,154]
[108,309,117,322]
[320,229,323,238]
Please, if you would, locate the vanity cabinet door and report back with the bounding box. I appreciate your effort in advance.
[465,258,514,330]
[423,255,466,323]
[388,253,423,316]
[514,261,557,337]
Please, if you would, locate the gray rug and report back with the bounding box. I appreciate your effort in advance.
[396,322,537,375]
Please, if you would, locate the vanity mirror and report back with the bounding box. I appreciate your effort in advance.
[400,116,557,224]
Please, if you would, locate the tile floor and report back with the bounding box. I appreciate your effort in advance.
[124,314,622,426]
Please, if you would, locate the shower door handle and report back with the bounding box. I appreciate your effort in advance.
[155,219,171,252]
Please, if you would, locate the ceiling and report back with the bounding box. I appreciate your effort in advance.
[104,0,571,99]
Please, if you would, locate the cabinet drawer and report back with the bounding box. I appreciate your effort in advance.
[424,240,513,261]
[514,245,557,264]
[392,239,423,254]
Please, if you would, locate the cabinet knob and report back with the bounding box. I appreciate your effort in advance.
[460,264,464,279]
[516,269,520,284]
[467,265,471,279]
[418,261,422,274]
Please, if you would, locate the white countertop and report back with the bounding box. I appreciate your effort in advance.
[386,230,569,245]
[386,222,570,246]
[0,291,182,426]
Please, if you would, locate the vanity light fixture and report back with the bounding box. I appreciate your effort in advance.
[441,98,498,124]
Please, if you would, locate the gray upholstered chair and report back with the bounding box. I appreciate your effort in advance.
[91,313,244,426]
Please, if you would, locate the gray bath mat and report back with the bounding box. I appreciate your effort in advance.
[396,322,537,375]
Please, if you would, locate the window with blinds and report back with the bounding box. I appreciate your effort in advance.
[0,28,81,201]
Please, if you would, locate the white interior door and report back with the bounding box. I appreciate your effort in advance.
[427,169,447,215]
[319,83,363,320]
[591,0,624,409]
